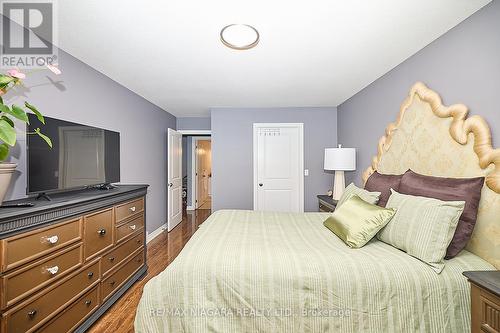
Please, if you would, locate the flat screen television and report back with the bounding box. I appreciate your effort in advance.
[27,114,120,195]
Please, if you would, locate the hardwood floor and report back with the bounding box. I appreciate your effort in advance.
[87,209,211,333]
[198,197,212,210]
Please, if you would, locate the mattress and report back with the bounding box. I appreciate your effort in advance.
[135,210,495,332]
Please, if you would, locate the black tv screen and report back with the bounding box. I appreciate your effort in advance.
[27,114,120,194]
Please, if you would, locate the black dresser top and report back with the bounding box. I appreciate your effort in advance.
[463,271,500,296]
[0,185,148,237]
[317,195,338,206]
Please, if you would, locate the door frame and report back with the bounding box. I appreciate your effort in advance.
[253,123,304,212]
[190,136,211,210]
[178,130,211,135]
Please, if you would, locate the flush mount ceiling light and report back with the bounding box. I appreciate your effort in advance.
[220,24,259,50]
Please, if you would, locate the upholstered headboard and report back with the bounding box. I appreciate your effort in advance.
[362,82,500,269]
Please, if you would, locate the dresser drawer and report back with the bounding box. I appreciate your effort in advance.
[1,243,83,310]
[102,231,144,276]
[479,288,500,333]
[38,285,99,333]
[101,250,144,301]
[115,198,144,223]
[83,208,114,261]
[2,260,99,333]
[319,202,335,212]
[0,218,82,273]
[116,214,144,244]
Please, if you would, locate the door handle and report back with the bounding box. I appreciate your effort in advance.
[168,183,173,187]
[45,235,59,244]
[46,266,59,275]
[258,183,263,187]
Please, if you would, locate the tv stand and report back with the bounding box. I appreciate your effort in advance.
[0,185,148,333]
[35,192,52,201]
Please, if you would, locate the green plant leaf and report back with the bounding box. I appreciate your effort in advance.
[24,102,44,124]
[0,103,9,114]
[0,96,3,104]
[1,116,14,128]
[34,128,52,148]
[0,119,16,146]
[6,105,29,123]
[0,75,15,85]
[0,143,9,161]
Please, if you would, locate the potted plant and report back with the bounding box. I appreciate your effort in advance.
[0,65,61,204]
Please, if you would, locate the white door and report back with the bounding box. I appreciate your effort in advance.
[167,128,183,231]
[253,123,304,212]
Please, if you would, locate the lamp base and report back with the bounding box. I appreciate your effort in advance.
[332,170,345,201]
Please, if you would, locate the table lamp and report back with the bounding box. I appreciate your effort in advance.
[324,145,356,200]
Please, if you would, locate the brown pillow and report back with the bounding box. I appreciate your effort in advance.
[398,170,484,259]
[364,171,405,207]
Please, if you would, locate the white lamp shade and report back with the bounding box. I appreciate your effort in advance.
[324,147,356,171]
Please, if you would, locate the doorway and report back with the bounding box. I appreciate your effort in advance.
[195,139,211,210]
[180,134,212,213]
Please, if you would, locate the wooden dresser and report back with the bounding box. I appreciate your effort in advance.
[0,185,148,333]
[317,195,337,213]
[463,271,500,333]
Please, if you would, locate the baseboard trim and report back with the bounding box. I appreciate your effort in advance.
[186,205,195,211]
[146,223,167,243]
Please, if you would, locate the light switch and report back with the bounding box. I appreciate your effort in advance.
[304,169,309,176]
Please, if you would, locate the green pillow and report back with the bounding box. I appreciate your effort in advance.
[378,189,465,273]
[337,183,381,207]
[324,195,396,248]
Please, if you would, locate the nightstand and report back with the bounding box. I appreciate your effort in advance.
[317,195,337,212]
[463,271,500,333]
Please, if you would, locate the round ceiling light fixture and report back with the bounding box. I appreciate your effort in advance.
[220,24,259,50]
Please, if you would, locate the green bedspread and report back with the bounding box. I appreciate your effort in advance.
[135,210,495,332]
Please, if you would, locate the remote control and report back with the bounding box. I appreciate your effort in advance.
[0,203,35,208]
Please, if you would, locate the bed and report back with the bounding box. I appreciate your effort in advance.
[135,83,499,332]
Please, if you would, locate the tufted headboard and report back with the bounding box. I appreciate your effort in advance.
[362,82,500,269]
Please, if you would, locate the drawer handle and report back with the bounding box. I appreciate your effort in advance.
[129,206,136,212]
[110,280,115,286]
[136,239,141,244]
[136,258,142,263]
[129,224,137,230]
[46,235,59,244]
[97,229,106,236]
[46,266,59,275]
[108,257,115,262]
[88,272,94,278]
[85,300,92,306]
[27,309,37,317]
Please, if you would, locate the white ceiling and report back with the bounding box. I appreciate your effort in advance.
[57,0,490,117]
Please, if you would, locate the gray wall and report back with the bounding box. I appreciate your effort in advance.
[211,107,337,212]
[338,1,500,185]
[4,47,176,234]
[177,117,211,130]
